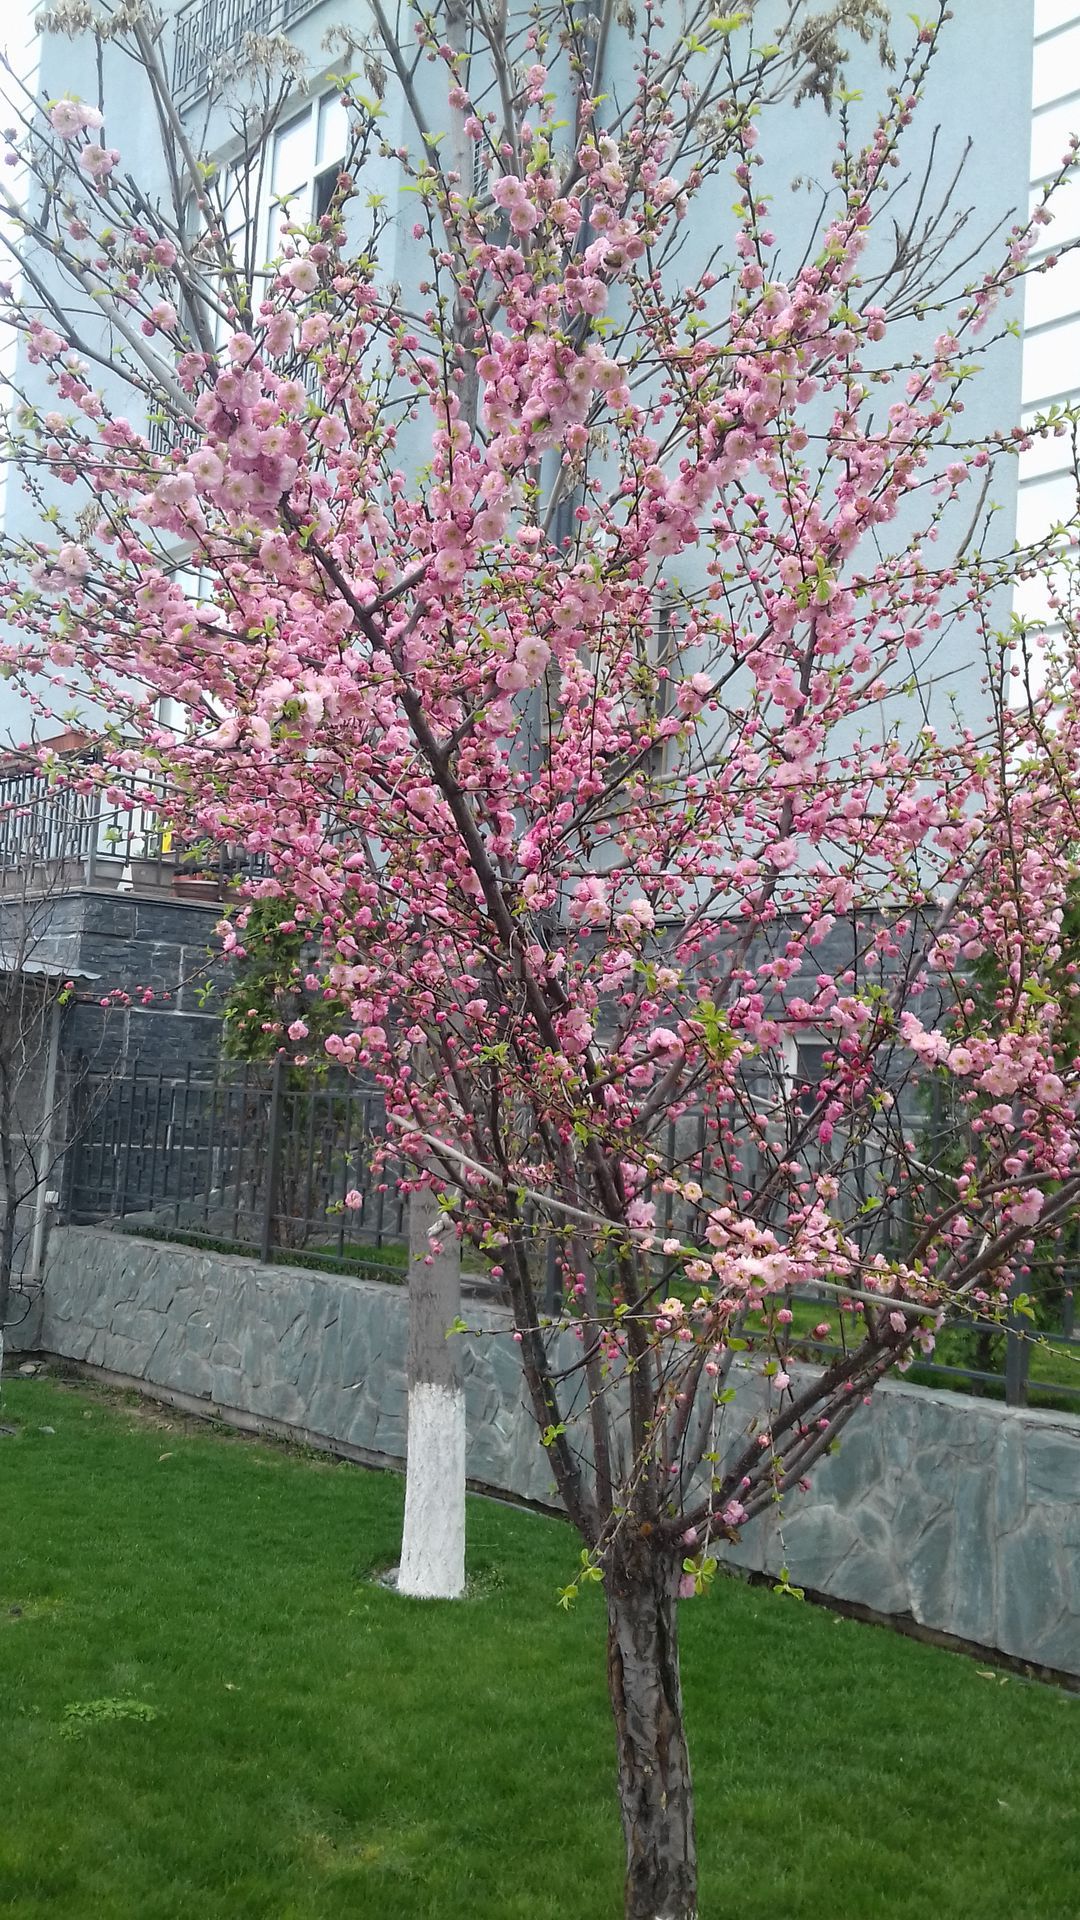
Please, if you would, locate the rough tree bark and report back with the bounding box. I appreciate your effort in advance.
[607,1537,698,1920]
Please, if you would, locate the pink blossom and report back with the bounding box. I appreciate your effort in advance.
[186,449,224,490]
[55,541,91,579]
[49,98,104,139]
[495,658,529,693]
[516,634,551,680]
[647,1027,682,1057]
[77,145,119,181]
[281,255,319,294]
[569,876,609,927]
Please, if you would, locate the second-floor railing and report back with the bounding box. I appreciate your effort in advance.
[171,0,324,108]
[0,762,266,896]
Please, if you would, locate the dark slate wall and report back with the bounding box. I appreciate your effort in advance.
[0,887,231,1071]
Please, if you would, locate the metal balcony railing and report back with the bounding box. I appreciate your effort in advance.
[0,763,266,898]
[171,0,324,109]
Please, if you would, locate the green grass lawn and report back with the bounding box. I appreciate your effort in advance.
[746,1296,1080,1414]
[1,1377,1077,1920]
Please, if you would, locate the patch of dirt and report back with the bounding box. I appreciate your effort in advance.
[36,1368,345,1467]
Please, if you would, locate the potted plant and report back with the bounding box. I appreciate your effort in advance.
[172,851,223,900]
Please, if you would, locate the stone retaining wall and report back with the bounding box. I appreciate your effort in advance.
[14,1226,1080,1676]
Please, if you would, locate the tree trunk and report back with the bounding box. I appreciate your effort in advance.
[398,1182,465,1598]
[0,1061,15,1337]
[606,1539,698,1920]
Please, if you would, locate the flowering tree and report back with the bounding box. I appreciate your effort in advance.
[2,1,1079,1911]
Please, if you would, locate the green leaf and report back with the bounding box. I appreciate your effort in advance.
[773,1569,805,1601]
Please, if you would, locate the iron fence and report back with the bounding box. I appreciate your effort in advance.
[65,1058,406,1265]
[787,1256,1080,1413]
[59,1057,1080,1405]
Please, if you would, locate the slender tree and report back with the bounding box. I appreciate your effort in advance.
[0,807,121,1374]
[2,4,1079,1911]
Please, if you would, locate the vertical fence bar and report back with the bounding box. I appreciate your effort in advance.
[201,1067,220,1231]
[300,1081,317,1246]
[117,1055,139,1217]
[175,1060,192,1227]
[146,1068,165,1211]
[231,1065,249,1243]
[373,1108,386,1248]
[260,1055,285,1263]
[336,1092,352,1259]
[1004,1288,1030,1408]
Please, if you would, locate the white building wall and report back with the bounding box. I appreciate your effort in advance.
[1018,4,1080,618]
[0,2,1036,746]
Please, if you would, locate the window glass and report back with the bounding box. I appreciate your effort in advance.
[1017,470,1080,545]
[156,697,186,736]
[1035,2,1080,42]
[1034,25,1080,110]
[1019,408,1078,480]
[318,93,349,168]
[1022,313,1080,404]
[1023,249,1080,330]
[1030,95,1080,181]
[272,112,313,198]
[794,1042,828,1115]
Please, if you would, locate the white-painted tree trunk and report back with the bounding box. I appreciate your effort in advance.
[398,1183,466,1598]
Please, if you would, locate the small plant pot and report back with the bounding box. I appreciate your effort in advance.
[172,874,222,901]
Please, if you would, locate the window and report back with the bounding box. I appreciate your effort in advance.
[1030,94,1080,183]
[794,1041,829,1115]
[202,90,351,306]
[1023,249,1080,332]
[779,1034,830,1116]
[259,91,350,266]
[1034,25,1080,110]
[1036,1,1080,36]
[1029,169,1080,250]
[1018,406,1078,482]
[1021,312,1080,407]
[146,90,351,450]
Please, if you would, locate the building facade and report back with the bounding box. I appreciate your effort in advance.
[0,0,1043,1144]
[1018,3,1080,623]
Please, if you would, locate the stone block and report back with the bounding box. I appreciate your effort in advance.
[996,1516,1073,1666]
[79,896,137,939]
[948,1463,996,1646]
[906,1514,956,1630]
[1023,1426,1080,1503]
[994,1422,1027,1533]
